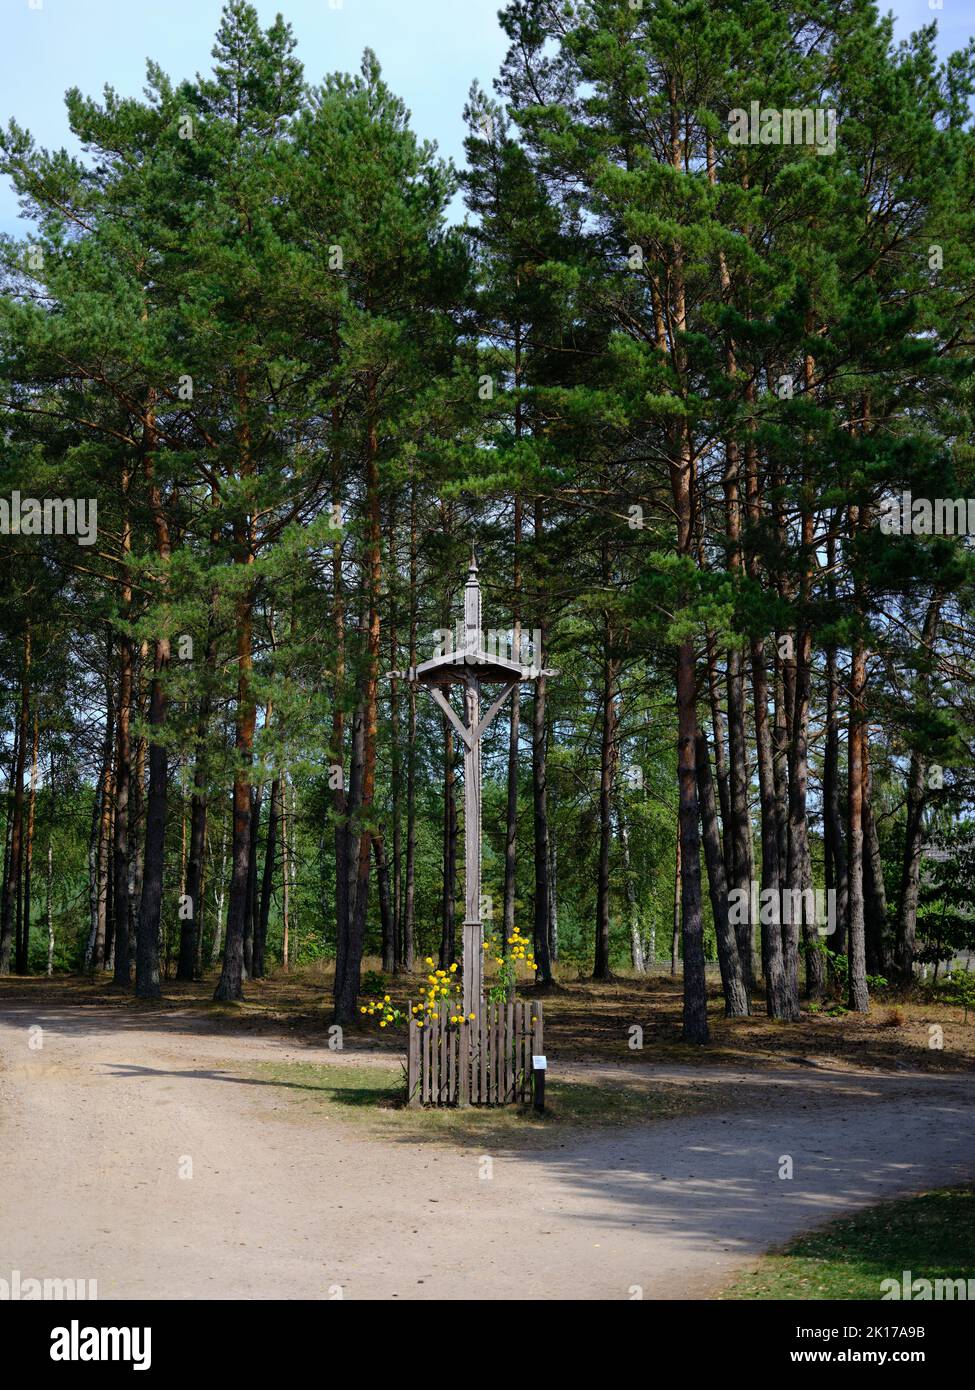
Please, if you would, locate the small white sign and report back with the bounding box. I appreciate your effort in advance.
[532,1055,547,1071]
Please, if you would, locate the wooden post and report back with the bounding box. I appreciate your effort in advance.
[459,1017,470,1107]
[390,553,557,1107]
[532,1002,545,1111]
[461,561,483,1019]
[522,1002,531,1102]
[407,1002,420,1107]
[505,1000,514,1102]
[439,1003,448,1104]
[432,1006,442,1104]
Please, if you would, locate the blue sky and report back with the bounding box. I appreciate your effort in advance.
[0,0,971,236]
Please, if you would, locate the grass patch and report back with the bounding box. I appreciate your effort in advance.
[236,1058,719,1149]
[722,1186,975,1300]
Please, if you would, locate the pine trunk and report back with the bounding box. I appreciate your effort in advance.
[21,711,39,975]
[531,501,553,986]
[401,480,418,972]
[112,473,134,985]
[696,731,749,1016]
[254,776,280,979]
[593,611,618,981]
[847,517,871,1015]
[334,400,381,1024]
[375,830,395,973]
[179,748,209,982]
[137,403,169,1001]
[823,628,849,961]
[616,793,645,974]
[136,639,168,1000]
[2,628,30,974]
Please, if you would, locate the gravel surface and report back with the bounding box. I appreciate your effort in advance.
[2,1002,973,1300]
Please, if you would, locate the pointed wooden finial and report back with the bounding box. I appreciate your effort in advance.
[464,546,481,655]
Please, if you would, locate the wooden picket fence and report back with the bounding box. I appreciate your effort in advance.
[406,999,543,1107]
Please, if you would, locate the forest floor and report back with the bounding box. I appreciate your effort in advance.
[2,974,974,1300]
[0,960,971,1071]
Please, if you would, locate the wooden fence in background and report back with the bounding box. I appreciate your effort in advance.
[406,999,543,1107]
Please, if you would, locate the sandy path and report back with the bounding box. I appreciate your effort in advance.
[1,1003,973,1300]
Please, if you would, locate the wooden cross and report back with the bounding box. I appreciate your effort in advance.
[390,552,554,1016]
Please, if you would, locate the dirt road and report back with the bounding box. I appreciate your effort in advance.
[1,1002,973,1300]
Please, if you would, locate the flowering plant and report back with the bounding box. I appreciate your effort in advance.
[409,958,475,1028]
[360,956,477,1031]
[359,993,404,1029]
[483,927,537,1003]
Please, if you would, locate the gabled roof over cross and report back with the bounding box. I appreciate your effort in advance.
[387,549,556,751]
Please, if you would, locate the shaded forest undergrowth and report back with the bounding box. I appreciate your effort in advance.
[3,960,973,1075]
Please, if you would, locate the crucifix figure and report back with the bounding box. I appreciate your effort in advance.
[391,552,553,1017]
